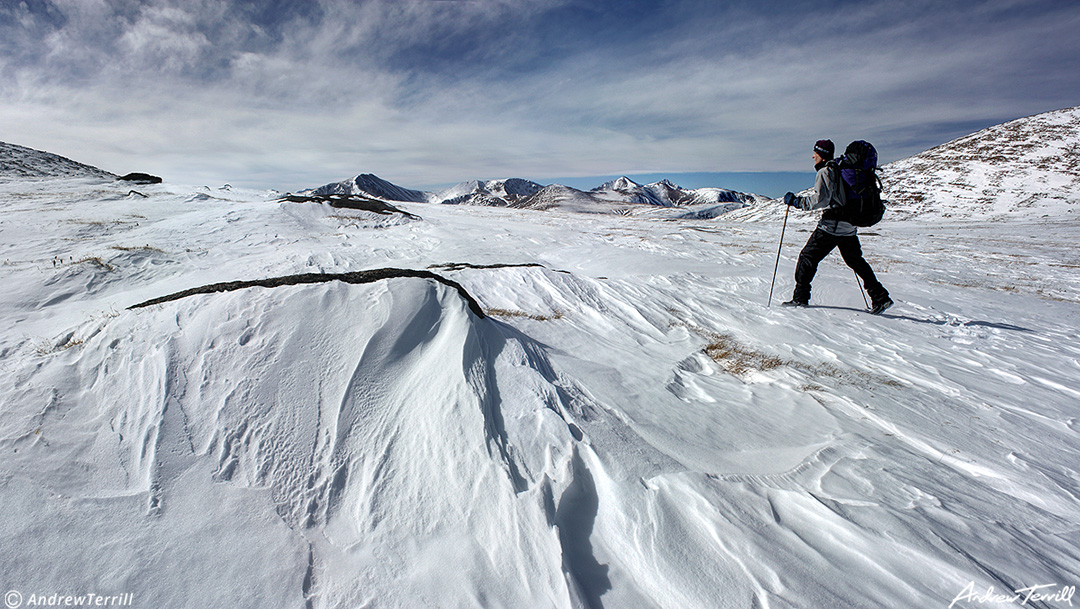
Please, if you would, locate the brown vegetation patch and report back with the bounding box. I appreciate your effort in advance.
[672,319,903,388]
[486,308,564,322]
[702,333,785,377]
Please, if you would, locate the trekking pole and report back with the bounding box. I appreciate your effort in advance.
[767,203,791,307]
[853,270,870,309]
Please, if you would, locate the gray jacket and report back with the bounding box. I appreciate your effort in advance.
[794,164,856,236]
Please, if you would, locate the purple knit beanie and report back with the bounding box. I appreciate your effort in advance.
[814,139,835,160]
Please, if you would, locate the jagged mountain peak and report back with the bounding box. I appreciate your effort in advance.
[310,173,429,203]
[595,176,642,191]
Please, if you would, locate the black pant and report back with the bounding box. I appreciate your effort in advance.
[793,229,888,304]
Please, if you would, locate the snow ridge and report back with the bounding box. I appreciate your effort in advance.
[128,267,487,318]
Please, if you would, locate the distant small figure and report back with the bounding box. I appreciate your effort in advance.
[782,139,892,314]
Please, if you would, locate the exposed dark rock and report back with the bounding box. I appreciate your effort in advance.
[128,268,485,318]
[427,262,546,271]
[118,172,163,184]
[279,193,422,220]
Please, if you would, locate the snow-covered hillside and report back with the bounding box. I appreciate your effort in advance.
[2,115,1079,609]
[883,105,1080,220]
[1,141,116,181]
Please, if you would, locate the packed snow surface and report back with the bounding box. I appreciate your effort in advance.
[2,110,1080,608]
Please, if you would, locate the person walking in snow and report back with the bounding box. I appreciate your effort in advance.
[781,139,893,314]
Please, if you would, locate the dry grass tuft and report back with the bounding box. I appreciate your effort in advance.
[703,333,785,377]
[72,256,118,272]
[670,317,903,388]
[486,308,564,321]
[111,245,165,253]
[35,333,85,355]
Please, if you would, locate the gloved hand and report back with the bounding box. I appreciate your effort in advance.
[783,192,798,207]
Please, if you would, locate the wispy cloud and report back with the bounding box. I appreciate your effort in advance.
[1,0,1078,190]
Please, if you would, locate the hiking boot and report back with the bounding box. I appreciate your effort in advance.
[781,299,809,308]
[869,298,893,315]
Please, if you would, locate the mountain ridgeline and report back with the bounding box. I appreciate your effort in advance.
[305,173,760,215]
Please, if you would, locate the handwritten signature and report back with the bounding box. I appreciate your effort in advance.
[950,582,1075,608]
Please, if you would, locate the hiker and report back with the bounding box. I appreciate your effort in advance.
[781,139,893,314]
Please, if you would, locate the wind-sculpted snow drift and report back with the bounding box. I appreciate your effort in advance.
[5,275,607,607]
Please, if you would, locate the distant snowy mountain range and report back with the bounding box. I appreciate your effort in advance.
[308,173,761,217]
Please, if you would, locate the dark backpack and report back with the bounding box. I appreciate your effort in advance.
[831,140,885,227]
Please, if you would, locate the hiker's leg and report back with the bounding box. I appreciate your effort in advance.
[793,229,837,303]
[838,235,889,302]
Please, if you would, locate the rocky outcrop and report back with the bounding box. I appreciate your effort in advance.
[118,173,163,184]
[278,193,421,219]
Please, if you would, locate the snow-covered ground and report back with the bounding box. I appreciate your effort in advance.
[2,163,1078,608]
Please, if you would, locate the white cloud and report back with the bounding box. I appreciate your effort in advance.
[1,0,1078,190]
[117,6,213,72]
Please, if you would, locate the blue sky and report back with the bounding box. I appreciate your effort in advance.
[2,0,1078,194]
